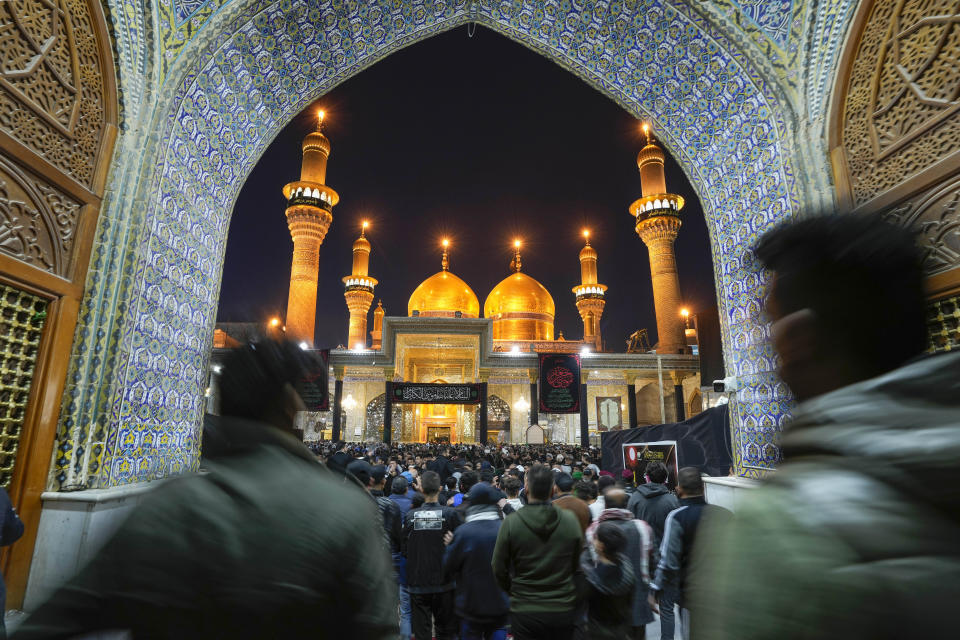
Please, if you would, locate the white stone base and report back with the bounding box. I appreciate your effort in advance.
[22,482,158,612]
[703,475,759,512]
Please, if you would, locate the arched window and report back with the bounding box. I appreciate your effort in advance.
[365,393,403,441]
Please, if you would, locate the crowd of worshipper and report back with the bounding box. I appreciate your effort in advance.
[311,440,716,640]
[14,214,956,640]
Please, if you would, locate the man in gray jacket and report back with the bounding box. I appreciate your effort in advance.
[693,214,960,639]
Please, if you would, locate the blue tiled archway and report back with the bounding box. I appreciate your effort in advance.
[59,0,803,489]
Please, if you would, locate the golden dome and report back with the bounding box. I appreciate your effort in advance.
[579,242,597,261]
[484,272,555,341]
[353,233,370,253]
[408,252,480,319]
[302,130,330,155]
[636,142,665,168]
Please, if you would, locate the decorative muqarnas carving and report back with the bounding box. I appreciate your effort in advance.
[841,1,960,208]
[0,159,81,277]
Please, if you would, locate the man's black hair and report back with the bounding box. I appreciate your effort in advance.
[391,476,408,495]
[754,213,926,376]
[459,471,479,494]
[645,461,668,484]
[596,521,627,556]
[526,464,555,501]
[555,472,574,493]
[598,475,616,492]
[479,469,494,484]
[420,470,441,496]
[575,480,597,501]
[219,340,317,421]
[445,476,458,490]
[502,475,522,497]
[677,467,704,495]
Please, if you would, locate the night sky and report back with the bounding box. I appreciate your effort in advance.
[218,25,716,350]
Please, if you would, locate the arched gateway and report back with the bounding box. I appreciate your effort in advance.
[57,0,828,497]
[30,0,960,610]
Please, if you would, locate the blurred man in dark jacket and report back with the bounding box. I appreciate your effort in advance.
[14,341,397,639]
[443,483,509,640]
[402,470,460,640]
[0,487,24,639]
[581,522,635,640]
[694,215,960,639]
[586,489,653,638]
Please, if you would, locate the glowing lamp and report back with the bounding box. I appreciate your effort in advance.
[342,394,357,411]
[514,239,521,248]
[680,308,690,318]
[299,341,309,350]
[442,238,449,248]
[317,109,325,124]
[269,317,281,328]
[514,396,530,412]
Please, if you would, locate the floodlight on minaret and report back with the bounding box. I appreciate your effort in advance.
[572,227,607,351]
[628,123,686,354]
[343,220,377,350]
[281,108,339,346]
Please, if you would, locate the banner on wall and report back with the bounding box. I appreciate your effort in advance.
[538,353,581,413]
[392,383,482,404]
[297,349,330,411]
[622,441,679,489]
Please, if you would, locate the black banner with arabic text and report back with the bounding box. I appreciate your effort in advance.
[297,349,330,411]
[392,383,481,404]
[538,353,581,413]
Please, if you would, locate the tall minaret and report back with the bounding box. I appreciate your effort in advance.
[629,124,686,354]
[371,301,385,350]
[343,221,377,349]
[282,109,339,345]
[572,229,607,351]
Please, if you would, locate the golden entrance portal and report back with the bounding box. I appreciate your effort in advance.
[415,403,469,443]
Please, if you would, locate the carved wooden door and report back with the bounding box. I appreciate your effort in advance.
[831,0,960,353]
[0,0,118,607]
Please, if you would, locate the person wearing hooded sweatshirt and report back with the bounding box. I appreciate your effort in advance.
[627,460,680,638]
[492,464,583,640]
[586,489,653,638]
[693,214,960,640]
[581,522,636,640]
[443,484,510,640]
[14,340,397,639]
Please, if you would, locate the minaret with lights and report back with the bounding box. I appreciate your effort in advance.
[282,109,339,345]
[629,123,686,354]
[343,221,377,349]
[573,229,607,351]
[371,301,385,350]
